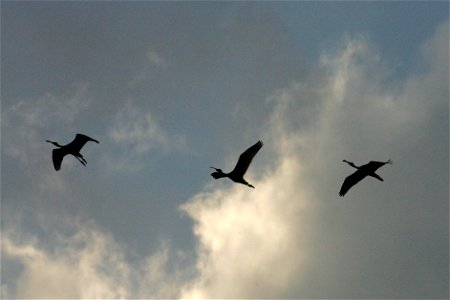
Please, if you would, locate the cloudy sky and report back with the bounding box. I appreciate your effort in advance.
[1,2,448,299]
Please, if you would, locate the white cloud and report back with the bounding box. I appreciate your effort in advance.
[4,83,90,127]
[109,102,173,154]
[128,48,168,87]
[146,49,167,69]
[180,154,315,298]
[1,221,183,299]
[179,21,448,299]
[2,222,130,299]
[105,100,186,171]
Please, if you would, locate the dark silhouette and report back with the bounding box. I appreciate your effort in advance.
[339,159,392,197]
[46,133,99,171]
[211,140,263,188]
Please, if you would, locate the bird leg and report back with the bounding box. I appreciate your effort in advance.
[78,154,88,165]
[75,156,87,166]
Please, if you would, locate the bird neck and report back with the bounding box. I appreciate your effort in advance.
[216,169,227,176]
[47,140,62,147]
[344,160,359,169]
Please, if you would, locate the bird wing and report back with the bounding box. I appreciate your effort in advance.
[52,148,66,171]
[339,169,367,197]
[231,140,263,177]
[361,159,392,172]
[69,134,99,152]
[364,160,386,171]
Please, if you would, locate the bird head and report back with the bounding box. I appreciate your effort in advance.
[210,167,227,179]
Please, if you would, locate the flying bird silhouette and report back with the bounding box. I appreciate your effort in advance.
[339,159,392,196]
[211,140,263,188]
[46,133,99,171]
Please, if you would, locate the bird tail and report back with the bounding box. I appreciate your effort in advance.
[386,159,393,165]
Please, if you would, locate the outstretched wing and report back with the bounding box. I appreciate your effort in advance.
[339,169,367,197]
[69,134,99,152]
[361,159,392,172]
[231,140,263,177]
[52,148,66,171]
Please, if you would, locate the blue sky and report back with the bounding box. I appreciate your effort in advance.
[1,2,448,298]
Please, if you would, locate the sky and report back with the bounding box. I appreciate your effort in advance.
[1,2,448,299]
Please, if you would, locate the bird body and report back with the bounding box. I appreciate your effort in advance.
[211,140,263,188]
[47,133,99,171]
[339,159,392,196]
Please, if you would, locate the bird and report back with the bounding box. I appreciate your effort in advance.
[46,133,99,171]
[210,140,263,188]
[339,159,392,197]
